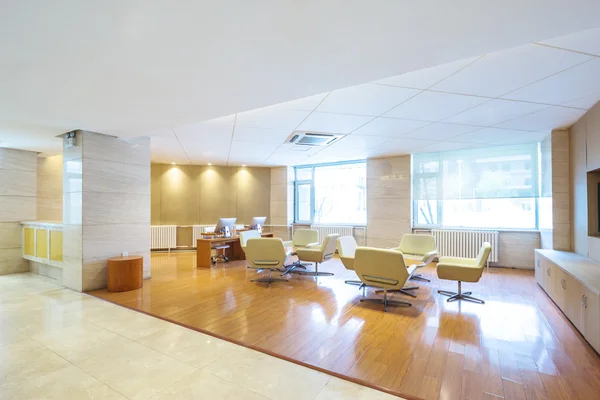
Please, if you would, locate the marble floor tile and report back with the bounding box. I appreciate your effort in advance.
[0,364,126,400]
[150,370,268,400]
[76,338,197,400]
[0,339,72,384]
[136,324,239,368]
[204,347,331,400]
[0,325,28,347]
[313,377,400,400]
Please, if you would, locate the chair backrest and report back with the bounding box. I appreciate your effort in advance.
[293,229,319,247]
[320,233,340,261]
[244,238,288,270]
[239,230,261,249]
[398,234,436,256]
[337,236,357,271]
[354,247,408,289]
[476,242,492,268]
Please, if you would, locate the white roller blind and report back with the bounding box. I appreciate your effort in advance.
[413,143,539,201]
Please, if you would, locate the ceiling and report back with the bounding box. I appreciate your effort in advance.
[1,1,600,166]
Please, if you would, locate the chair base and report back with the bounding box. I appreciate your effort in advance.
[361,287,412,312]
[290,262,334,277]
[375,286,418,298]
[251,270,287,287]
[345,280,362,286]
[281,260,307,276]
[410,273,430,282]
[438,281,484,304]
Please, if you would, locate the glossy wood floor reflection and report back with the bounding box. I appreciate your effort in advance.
[90,253,600,400]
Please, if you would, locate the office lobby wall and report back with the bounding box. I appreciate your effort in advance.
[570,100,600,262]
[0,148,37,275]
[151,164,271,226]
[37,155,63,221]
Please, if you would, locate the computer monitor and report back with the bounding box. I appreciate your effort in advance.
[250,216,267,229]
[215,218,237,236]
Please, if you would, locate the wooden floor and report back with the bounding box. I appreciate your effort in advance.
[90,252,600,400]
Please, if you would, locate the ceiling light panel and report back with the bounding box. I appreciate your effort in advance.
[315,84,420,116]
[431,43,593,97]
[384,91,488,121]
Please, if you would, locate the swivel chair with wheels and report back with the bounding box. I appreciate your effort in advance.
[437,242,491,304]
[354,247,416,312]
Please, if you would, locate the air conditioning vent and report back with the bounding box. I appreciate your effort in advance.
[286,131,343,147]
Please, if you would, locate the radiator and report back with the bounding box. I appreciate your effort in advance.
[310,225,354,244]
[151,225,177,250]
[431,229,499,263]
[192,225,215,243]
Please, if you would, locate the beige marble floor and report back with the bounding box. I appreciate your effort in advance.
[0,273,403,400]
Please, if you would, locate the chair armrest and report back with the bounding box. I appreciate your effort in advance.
[282,240,293,247]
[407,264,418,277]
[306,242,320,248]
[388,246,402,252]
[437,262,480,269]
[422,250,437,264]
[438,256,476,265]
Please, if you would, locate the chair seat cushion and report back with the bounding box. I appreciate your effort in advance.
[295,248,323,263]
[437,262,482,282]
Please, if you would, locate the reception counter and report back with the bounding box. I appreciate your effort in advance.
[196,232,273,268]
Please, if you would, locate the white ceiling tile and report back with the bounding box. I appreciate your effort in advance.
[487,131,549,145]
[276,143,323,155]
[228,141,280,156]
[495,106,586,131]
[174,121,234,139]
[369,137,435,157]
[315,84,420,116]
[372,56,480,89]
[232,126,290,144]
[150,136,189,164]
[384,91,488,121]
[329,135,395,149]
[414,141,488,154]
[444,99,548,126]
[263,151,312,167]
[538,28,600,56]
[562,92,600,110]
[276,93,330,111]
[451,127,535,144]
[297,112,373,134]
[431,44,593,97]
[351,117,430,137]
[403,122,480,141]
[235,105,310,130]
[501,58,600,105]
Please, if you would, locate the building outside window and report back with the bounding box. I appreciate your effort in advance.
[294,161,366,225]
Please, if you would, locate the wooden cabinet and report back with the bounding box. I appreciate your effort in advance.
[535,253,543,286]
[535,249,600,354]
[581,288,600,351]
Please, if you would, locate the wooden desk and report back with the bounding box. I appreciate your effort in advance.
[196,233,274,268]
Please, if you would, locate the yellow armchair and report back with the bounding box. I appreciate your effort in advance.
[294,233,339,277]
[437,242,491,304]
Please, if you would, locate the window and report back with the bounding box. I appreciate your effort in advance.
[294,161,366,224]
[412,144,540,229]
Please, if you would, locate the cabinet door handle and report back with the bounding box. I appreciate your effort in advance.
[537,260,540,268]
[561,279,566,289]
[582,295,587,309]
[547,268,551,276]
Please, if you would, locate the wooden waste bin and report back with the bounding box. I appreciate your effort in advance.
[107,255,143,292]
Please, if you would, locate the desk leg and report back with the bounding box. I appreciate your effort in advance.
[196,240,212,268]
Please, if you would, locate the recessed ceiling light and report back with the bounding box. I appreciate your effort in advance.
[171,162,176,165]
[208,163,212,166]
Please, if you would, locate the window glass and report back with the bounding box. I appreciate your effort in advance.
[296,183,311,222]
[296,168,312,181]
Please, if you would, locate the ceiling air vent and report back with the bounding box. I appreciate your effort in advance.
[287,131,343,147]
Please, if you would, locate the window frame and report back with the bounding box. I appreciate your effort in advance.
[293,160,366,225]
